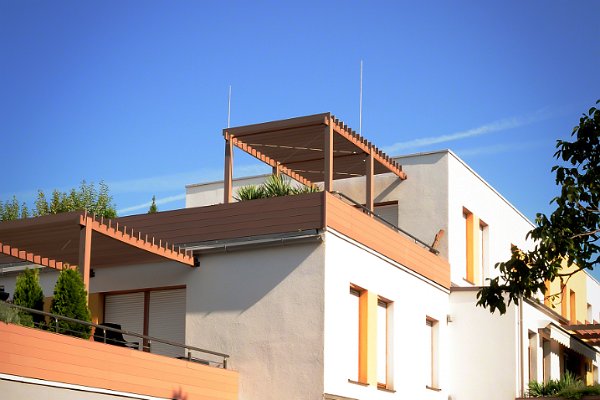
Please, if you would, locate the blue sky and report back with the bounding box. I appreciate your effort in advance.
[1,1,598,225]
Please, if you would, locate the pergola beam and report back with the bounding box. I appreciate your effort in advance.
[329,116,407,180]
[366,151,374,213]
[79,215,194,267]
[78,217,93,292]
[225,133,315,187]
[0,241,71,271]
[224,134,234,204]
[221,113,407,200]
[324,123,333,192]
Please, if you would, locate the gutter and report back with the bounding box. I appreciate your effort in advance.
[182,229,323,254]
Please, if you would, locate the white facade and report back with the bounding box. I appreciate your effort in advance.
[3,148,600,400]
[323,230,448,400]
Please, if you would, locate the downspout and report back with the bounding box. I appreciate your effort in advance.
[519,295,525,397]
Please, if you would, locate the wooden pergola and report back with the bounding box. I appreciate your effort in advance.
[223,113,407,212]
[565,323,600,347]
[0,211,194,293]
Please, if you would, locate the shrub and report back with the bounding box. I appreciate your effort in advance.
[50,268,91,339]
[0,301,18,323]
[235,184,266,201]
[527,372,585,398]
[234,174,320,201]
[12,268,44,326]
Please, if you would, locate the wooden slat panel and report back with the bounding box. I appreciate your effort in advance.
[225,113,328,137]
[0,323,238,400]
[116,192,325,244]
[325,193,450,288]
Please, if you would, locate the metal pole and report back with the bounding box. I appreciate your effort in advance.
[227,85,232,128]
[359,60,363,135]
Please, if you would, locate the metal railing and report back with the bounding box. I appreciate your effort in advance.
[330,191,439,254]
[1,301,229,368]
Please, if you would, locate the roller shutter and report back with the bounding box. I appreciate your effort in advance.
[104,292,144,346]
[148,288,186,357]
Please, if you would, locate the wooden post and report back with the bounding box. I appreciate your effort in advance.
[224,134,233,203]
[272,162,280,177]
[79,217,92,299]
[366,152,374,215]
[324,122,333,192]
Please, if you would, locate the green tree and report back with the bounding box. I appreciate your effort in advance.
[50,268,92,339]
[478,101,600,314]
[0,180,117,222]
[148,195,158,213]
[0,196,22,221]
[12,268,45,327]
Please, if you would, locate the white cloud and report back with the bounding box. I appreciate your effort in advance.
[117,193,186,214]
[454,142,539,157]
[107,163,270,195]
[114,163,270,214]
[382,109,553,155]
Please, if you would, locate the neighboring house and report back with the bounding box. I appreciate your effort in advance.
[0,113,599,400]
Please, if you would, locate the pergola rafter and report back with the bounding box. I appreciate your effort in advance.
[0,211,195,296]
[222,112,407,212]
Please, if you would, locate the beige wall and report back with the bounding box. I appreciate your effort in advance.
[0,378,159,400]
[185,242,326,400]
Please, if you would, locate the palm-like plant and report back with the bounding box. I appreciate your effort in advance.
[234,185,266,201]
[234,174,320,201]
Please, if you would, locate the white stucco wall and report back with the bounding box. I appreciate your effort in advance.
[0,266,59,299]
[0,243,326,400]
[331,152,450,261]
[392,152,450,260]
[90,261,192,293]
[521,300,564,383]
[448,289,518,400]
[586,273,600,323]
[323,230,449,400]
[185,175,268,208]
[184,242,326,400]
[446,152,535,286]
[0,377,164,400]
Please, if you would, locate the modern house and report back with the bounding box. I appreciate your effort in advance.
[1,113,599,400]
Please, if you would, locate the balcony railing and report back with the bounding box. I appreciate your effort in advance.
[1,301,229,368]
[330,191,439,254]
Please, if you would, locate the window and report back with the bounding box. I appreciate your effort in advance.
[479,220,488,282]
[425,317,439,389]
[587,303,593,323]
[542,338,551,383]
[348,287,361,383]
[377,298,390,388]
[570,290,577,324]
[528,331,538,382]
[464,208,488,285]
[464,209,474,283]
[544,281,552,307]
[348,286,392,388]
[561,284,568,318]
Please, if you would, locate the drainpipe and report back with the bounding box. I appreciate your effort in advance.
[519,295,525,397]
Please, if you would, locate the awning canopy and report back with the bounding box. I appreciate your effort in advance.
[224,113,406,187]
[0,211,193,270]
[545,323,599,360]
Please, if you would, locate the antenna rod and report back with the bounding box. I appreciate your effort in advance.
[227,85,232,128]
[359,60,363,135]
